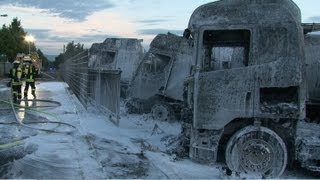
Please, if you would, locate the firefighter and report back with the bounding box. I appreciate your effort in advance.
[23,59,39,99]
[9,60,22,103]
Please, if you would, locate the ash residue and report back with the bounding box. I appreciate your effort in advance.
[261,102,299,116]
[161,134,190,160]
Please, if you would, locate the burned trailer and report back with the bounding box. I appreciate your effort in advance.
[304,33,320,116]
[298,32,320,172]
[182,0,320,178]
[88,38,144,98]
[127,33,193,121]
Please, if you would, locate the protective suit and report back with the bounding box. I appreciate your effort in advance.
[10,61,22,103]
[23,60,40,99]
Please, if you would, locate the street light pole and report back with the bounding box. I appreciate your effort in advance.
[25,35,35,55]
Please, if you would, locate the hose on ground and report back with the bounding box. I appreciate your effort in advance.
[0,99,77,134]
[19,99,62,108]
[0,99,61,110]
[0,138,25,150]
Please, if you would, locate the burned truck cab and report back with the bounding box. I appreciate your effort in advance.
[185,0,314,178]
[127,33,193,121]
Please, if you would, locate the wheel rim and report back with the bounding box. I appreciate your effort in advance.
[240,139,273,174]
[225,126,287,178]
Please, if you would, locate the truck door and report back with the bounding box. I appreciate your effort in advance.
[193,29,253,129]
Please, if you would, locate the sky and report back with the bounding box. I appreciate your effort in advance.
[0,0,319,55]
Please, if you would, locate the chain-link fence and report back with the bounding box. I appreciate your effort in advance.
[59,50,121,125]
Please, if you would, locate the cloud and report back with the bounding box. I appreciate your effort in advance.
[0,0,115,21]
[26,28,109,43]
[50,34,111,43]
[24,28,113,54]
[137,28,183,36]
[35,35,110,55]
[136,19,170,26]
[25,29,51,39]
[306,16,320,22]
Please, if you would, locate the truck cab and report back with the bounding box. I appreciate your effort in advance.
[127,33,193,121]
[184,0,320,178]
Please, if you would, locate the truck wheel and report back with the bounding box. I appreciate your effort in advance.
[151,103,174,122]
[225,126,287,178]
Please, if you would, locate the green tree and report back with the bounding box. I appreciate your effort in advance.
[0,24,16,61]
[0,18,33,62]
[53,41,86,69]
[54,53,64,69]
[0,17,50,74]
[37,49,51,70]
[9,18,27,53]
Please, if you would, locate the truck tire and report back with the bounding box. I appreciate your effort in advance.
[225,126,287,178]
[151,103,174,122]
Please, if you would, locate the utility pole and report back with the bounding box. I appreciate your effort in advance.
[25,35,35,55]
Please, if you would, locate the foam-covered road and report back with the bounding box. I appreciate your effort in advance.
[0,80,318,179]
[0,81,218,179]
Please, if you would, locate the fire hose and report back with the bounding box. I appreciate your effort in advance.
[0,99,77,134]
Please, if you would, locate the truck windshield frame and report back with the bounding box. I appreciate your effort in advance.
[201,29,250,71]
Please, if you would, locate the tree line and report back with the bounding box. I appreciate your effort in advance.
[0,18,51,70]
[0,18,86,70]
[54,41,86,69]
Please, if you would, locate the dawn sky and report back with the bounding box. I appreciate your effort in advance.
[0,0,319,55]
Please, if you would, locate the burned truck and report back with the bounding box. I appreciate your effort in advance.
[89,38,144,98]
[127,33,193,121]
[183,0,320,178]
